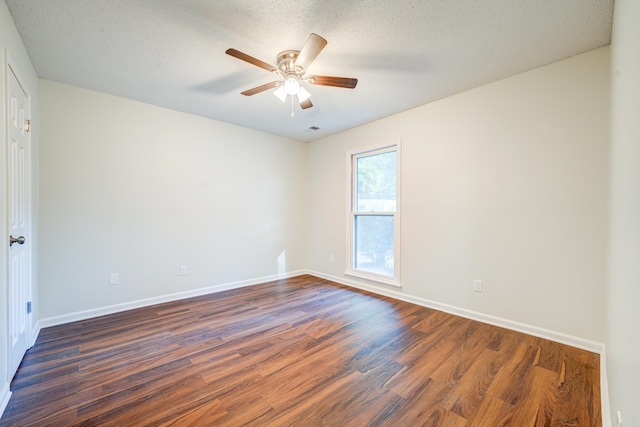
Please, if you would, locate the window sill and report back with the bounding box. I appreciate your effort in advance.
[344,271,402,288]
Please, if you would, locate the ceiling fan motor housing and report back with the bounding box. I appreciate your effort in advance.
[277,50,304,79]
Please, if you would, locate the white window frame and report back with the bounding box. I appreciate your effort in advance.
[345,141,401,287]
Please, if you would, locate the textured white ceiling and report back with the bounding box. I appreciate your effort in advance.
[5,0,614,142]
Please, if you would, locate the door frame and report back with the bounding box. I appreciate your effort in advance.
[4,50,33,382]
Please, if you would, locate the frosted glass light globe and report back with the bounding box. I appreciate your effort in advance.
[284,77,300,95]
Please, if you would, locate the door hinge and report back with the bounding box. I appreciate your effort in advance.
[25,119,31,133]
[27,301,32,314]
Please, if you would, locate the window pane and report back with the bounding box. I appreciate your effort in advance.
[354,215,394,277]
[356,151,396,212]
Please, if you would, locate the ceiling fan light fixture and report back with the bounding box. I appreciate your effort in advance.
[273,85,287,102]
[297,86,311,102]
[284,76,300,95]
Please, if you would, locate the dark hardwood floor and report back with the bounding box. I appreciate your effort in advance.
[1,275,601,426]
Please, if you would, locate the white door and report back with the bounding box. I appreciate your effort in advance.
[7,64,31,380]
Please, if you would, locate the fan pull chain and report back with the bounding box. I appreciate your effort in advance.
[290,96,295,118]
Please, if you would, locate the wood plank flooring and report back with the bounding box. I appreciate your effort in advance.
[1,275,601,426]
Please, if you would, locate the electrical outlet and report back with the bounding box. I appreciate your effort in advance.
[329,254,335,263]
[109,273,119,285]
[617,410,623,426]
[180,265,188,276]
[473,279,482,292]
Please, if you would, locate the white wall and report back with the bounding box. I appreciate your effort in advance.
[606,0,640,424]
[1,0,39,412]
[308,47,610,343]
[38,80,308,319]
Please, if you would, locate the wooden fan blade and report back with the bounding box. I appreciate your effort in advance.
[241,81,281,96]
[307,75,358,89]
[295,33,327,70]
[300,98,313,109]
[226,48,277,72]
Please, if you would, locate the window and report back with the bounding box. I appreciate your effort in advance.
[348,143,400,286]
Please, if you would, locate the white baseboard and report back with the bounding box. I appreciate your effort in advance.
[0,381,11,420]
[30,320,41,348]
[600,348,612,427]
[308,270,605,354]
[37,270,308,329]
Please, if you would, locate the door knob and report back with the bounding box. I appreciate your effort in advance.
[9,235,25,247]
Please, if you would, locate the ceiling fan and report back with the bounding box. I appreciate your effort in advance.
[226,33,358,116]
